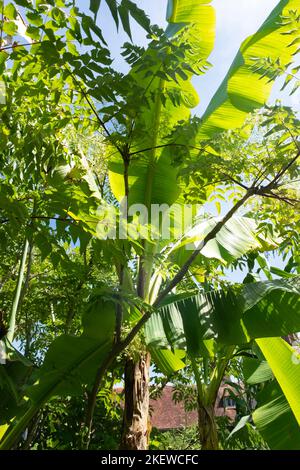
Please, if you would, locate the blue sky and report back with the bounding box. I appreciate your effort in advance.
[80,0,299,115]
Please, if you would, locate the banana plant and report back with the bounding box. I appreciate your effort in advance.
[1,0,300,451]
[229,341,300,450]
[145,277,300,449]
[108,0,300,449]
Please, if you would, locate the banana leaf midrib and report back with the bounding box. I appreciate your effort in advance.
[0,338,111,450]
[143,77,166,211]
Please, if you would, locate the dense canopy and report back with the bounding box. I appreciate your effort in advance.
[0,0,299,452]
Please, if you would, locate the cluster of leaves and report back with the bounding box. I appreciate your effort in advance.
[16,387,122,450]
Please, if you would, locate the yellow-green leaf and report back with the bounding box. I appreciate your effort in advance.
[256,337,300,425]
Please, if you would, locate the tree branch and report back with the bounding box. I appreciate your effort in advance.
[221,173,249,190]
[0,41,42,52]
[154,190,254,305]
[129,142,206,158]
[271,150,300,186]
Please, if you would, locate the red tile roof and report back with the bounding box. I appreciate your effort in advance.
[115,383,236,431]
[150,385,236,430]
[150,386,198,430]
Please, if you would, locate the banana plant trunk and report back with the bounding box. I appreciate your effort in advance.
[198,402,219,450]
[120,352,151,450]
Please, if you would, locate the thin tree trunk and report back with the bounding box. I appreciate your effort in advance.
[22,241,34,357]
[7,238,30,343]
[191,358,219,450]
[191,347,235,451]
[120,352,151,450]
[198,403,219,450]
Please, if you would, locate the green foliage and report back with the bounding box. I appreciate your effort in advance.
[256,337,300,425]
[198,0,300,139]
[217,417,269,450]
[17,388,122,450]
[253,381,300,450]
[146,277,300,359]
[0,0,300,451]
[150,426,199,451]
[150,420,268,450]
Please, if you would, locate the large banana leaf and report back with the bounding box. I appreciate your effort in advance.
[170,215,277,266]
[0,296,116,450]
[0,340,33,434]
[256,337,300,425]
[27,295,116,400]
[148,214,277,305]
[244,349,300,449]
[150,348,186,376]
[242,357,273,385]
[166,0,215,43]
[145,278,300,366]
[198,0,300,139]
[109,0,216,208]
[253,381,300,450]
[231,356,300,449]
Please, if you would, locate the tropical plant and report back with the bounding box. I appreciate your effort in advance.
[0,0,299,451]
[146,277,300,448]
